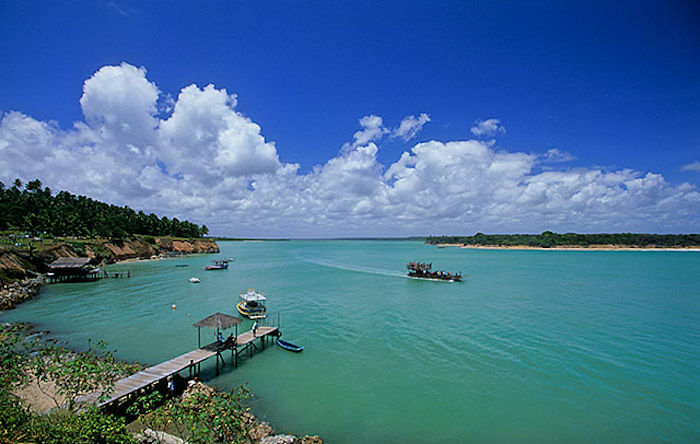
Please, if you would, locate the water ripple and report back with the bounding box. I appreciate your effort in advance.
[2,241,698,442]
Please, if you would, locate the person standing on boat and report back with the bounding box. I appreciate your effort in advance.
[252,321,258,337]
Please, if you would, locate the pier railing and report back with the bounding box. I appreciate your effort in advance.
[48,269,131,284]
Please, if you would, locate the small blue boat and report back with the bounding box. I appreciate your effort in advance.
[276,337,304,352]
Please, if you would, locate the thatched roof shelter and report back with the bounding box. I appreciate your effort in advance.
[49,257,95,270]
[194,312,241,330]
[48,257,99,281]
[194,312,242,348]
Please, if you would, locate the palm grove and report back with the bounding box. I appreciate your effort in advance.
[0,179,208,239]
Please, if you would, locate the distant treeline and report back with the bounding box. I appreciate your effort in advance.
[0,178,208,238]
[427,231,700,248]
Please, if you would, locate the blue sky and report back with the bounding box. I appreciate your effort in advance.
[1,0,698,237]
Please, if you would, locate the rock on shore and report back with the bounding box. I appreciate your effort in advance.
[260,435,324,444]
[0,276,45,310]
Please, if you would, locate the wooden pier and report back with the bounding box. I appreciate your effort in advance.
[47,257,130,283]
[86,325,279,409]
[210,326,279,369]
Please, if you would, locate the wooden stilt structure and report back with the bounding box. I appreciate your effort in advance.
[79,313,280,410]
[47,257,131,283]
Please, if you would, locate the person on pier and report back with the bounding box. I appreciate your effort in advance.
[167,376,175,397]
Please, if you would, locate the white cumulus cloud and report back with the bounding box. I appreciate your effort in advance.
[393,113,430,141]
[1,63,698,237]
[80,62,159,144]
[542,148,576,163]
[681,161,700,172]
[159,83,281,180]
[348,115,389,149]
[470,118,506,137]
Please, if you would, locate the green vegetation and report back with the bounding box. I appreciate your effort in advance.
[0,324,138,443]
[0,178,208,238]
[1,324,256,443]
[32,339,138,411]
[427,231,700,248]
[127,385,251,443]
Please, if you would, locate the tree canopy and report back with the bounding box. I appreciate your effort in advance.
[427,232,700,248]
[0,179,208,238]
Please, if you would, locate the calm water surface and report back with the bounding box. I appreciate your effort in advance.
[2,241,698,442]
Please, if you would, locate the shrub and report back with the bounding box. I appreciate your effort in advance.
[0,390,31,443]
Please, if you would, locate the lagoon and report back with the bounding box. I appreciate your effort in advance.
[2,241,699,442]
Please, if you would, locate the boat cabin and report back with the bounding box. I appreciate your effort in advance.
[407,261,462,282]
[236,289,268,319]
[205,260,229,270]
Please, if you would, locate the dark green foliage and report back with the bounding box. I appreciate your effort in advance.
[32,339,135,411]
[0,325,29,389]
[0,267,31,286]
[0,323,252,443]
[0,178,208,238]
[0,390,32,443]
[427,232,700,247]
[129,385,251,444]
[126,391,163,417]
[69,241,87,255]
[12,407,135,444]
[0,326,137,444]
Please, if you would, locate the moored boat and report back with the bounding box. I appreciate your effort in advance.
[205,259,231,270]
[407,262,462,282]
[188,277,200,283]
[276,337,304,352]
[236,288,267,319]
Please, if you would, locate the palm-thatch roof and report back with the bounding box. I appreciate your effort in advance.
[49,257,95,269]
[193,312,241,330]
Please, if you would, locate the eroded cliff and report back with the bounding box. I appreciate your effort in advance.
[0,237,219,284]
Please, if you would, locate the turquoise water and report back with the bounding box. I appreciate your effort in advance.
[2,241,699,442]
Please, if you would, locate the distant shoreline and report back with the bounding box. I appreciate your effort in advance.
[435,243,700,252]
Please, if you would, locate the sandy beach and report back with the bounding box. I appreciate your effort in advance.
[435,243,700,252]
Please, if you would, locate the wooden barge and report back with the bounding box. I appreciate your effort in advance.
[407,262,462,282]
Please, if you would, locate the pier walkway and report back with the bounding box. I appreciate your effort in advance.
[83,326,279,409]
